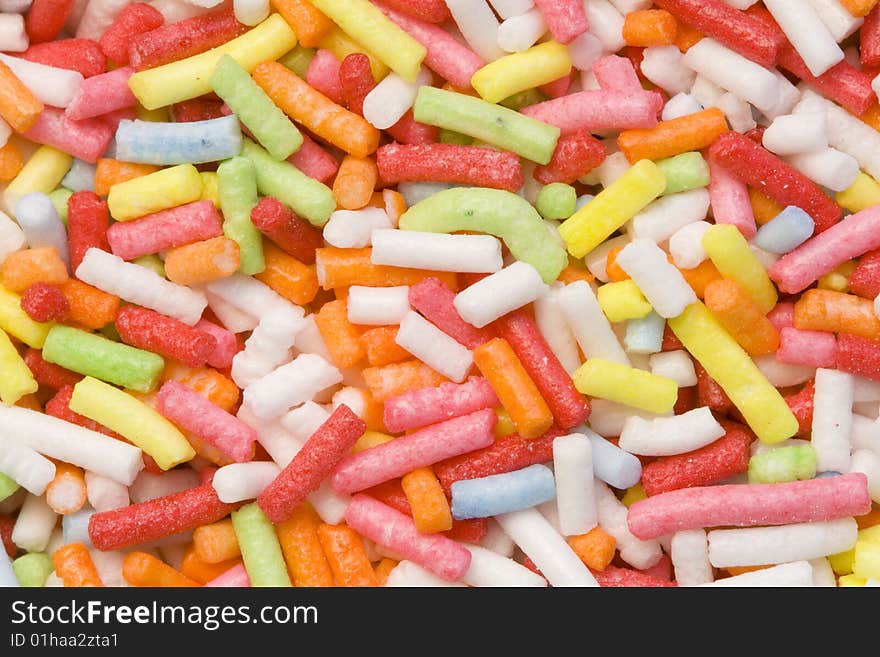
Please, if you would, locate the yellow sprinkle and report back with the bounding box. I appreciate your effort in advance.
[471,41,572,104]
[199,171,220,207]
[353,430,395,452]
[702,223,777,313]
[494,407,516,437]
[311,0,426,82]
[621,483,647,508]
[69,377,195,471]
[136,104,170,123]
[573,358,678,414]
[559,159,666,258]
[668,301,798,444]
[318,28,388,82]
[836,171,880,214]
[0,328,37,405]
[828,547,855,575]
[597,280,653,322]
[129,14,297,110]
[0,284,52,348]
[838,573,867,587]
[818,260,856,292]
[107,164,203,221]
[3,146,72,217]
[853,540,880,580]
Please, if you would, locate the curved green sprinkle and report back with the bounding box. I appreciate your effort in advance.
[240,139,336,227]
[218,156,264,275]
[231,502,291,588]
[399,187,568,283]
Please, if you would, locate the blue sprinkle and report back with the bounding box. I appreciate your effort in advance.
[62,509,94,548]
[583,429,643,490]
[575,194,595,211]
[61,158,96,193]
[814,470,841,479]
[114,116,242,165]
[753,206,815,254]
[451,464,556,520]
[14,192,70,271]
[625,310,665,355]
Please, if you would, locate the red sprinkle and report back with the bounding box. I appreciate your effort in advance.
[98,2,164,66]
[847,249,880,300]
[67,191,111,273]
[128,8,247,71]
[115,306,218,369]
[172,99,226,123]
[89,482,236,551]
[24,0,75,44]
[863,4,880,68]
[654,0,783,68]
[377,0,451,23]
[250,196,323,265]
[495,310,590,429]
[408,277,495,350]
[19,282,69,323]
[837,333,880,381]
[23,349,82,390]
[640,421,754,496]
[695,361,734,414]
[534,129,606,185]
[593,565,677,587]
[258,405,366,523]
[434,425,565,495]
[19,39,107,78]
[785,380,815,437]
[708,131,842,234]
[377,142,523,191]
[0,515,15,559]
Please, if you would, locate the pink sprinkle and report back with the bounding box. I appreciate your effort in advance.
[156,380,257,463]
[345,494,472,581]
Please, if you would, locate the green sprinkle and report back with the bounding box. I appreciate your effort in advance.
[656,151,711,195]
[212,54,303,161]
[500,88,546,111]
[42,325,165,393]
[132,254,166,278]
[279,45,316,79]
[399,187,568,283]
[536,183,577,220]
[231,503,291,587]
[218,156,264,275]
[438,128,473,145]
[748,444,817,484]
[241,139,336,226]
[413,86,560,165]
[0,472,20,501]
[13,553,53,587]
[48,188,73,225]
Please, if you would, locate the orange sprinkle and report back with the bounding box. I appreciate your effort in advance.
[164,236,241,287]
[568,527,617,571]
[794,289,880,340]
[59,279,120,330]
[617,108,728,163]
[316,247,458,290]
[276,503,335,587]
[193,518,241,564]
[360,325,411,367]
[123,551,200,587]
[704,278,780,356]
[52,543,103,587]
[362,359,448,402]
[473,337,553,439]
[94,159,160,197]
[314,298,366,368]
[332,155,378,210]
[316,523,378,587]
[623,9,678,47]
[254,240,319,305]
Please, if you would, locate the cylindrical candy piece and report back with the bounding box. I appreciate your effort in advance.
[450,464,557,520]
[626,473,872,539]
[345,494,471,581]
